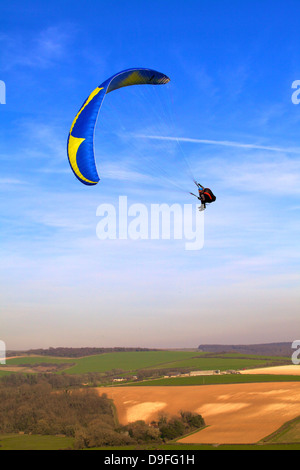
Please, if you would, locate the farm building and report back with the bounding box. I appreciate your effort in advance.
[189,370,221,376]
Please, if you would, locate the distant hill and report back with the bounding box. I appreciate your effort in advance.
[198,342,292,357]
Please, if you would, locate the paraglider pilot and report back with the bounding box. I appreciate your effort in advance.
[190,181,216,211]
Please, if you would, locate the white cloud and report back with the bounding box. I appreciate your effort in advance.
[0,178,26,185]
[134,133,300,154]
[1,24,75,70]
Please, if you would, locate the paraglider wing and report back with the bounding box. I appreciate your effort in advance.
[67,68,170,186]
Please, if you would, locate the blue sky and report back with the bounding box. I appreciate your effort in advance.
[1,0,300,349]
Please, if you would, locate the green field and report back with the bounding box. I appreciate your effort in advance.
[4,350,290,376]
[0,433,299,450]
[65,351,200,374]
[5,356,75,366]
[125,374,300,386]
[0,434,74,450]
[261,416,300,444]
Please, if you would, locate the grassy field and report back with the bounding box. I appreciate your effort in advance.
[0,434,74,450]
[65,351,200,374]
[262,416,300,444]
[125,374,300,386]
[4,350,290,376]
[5,356,75,366]
[0,433,299,450]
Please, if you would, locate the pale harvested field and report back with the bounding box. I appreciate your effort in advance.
[99,383,300,444]
[240,365,300,375]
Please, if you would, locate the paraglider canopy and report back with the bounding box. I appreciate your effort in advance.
[67,68,170,186]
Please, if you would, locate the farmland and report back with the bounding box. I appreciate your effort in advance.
[99,382,300,444]
[2,349,291,377]
[1,349,300,449]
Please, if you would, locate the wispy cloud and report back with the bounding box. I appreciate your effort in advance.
[203,156,300,195]
[1,24,75,70]
[100,163,155,183]
[0,178,27,185]
[135,134,300,154]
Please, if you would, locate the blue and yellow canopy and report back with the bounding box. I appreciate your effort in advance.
[67,68,170,186]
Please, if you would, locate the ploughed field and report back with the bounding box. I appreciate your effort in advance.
[99,381,300,444]
[239,365,300,375]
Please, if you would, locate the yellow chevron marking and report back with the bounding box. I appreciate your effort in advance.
[69,87,104,135]
[68,135,97,184]
[68,86,103,184]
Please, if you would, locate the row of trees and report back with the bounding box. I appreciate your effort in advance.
[76,412,205,449]
[2,367,191,388]
[8,347,157,358]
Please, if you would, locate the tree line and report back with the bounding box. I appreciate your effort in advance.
[7,347,158,358]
